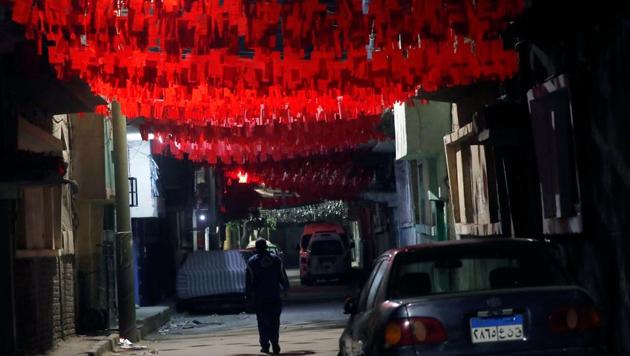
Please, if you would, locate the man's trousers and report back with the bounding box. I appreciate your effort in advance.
[255,299,282,349]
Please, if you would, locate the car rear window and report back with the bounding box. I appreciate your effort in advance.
[388,243,569,299]
[310,240,343,256]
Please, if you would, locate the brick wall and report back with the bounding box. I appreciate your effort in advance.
[61,255,76,337]
[14,255,76,355]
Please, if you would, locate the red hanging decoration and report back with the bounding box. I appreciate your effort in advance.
[150,116,384,164]
[223,152,375,208]
[11,0,523,128]
[10,0,524,170]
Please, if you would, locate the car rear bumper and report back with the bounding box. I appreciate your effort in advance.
[383,346,606,356]
[482,349,605,356]
[472,348,604,356]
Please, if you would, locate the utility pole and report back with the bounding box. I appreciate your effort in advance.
[111,101,138,341]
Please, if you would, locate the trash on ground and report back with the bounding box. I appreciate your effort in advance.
[118,338,149,350]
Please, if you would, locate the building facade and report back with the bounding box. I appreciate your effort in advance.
[394,100,455,244]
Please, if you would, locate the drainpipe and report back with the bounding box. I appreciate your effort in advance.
[111,101,138,341]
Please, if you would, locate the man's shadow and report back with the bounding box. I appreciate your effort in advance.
[230,351,316,356]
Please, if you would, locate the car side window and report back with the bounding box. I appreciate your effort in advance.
[358,260,383,311]
[301,235,311,250]
[366,260,388,309]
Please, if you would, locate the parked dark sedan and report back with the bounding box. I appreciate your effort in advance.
[339,239,605,356]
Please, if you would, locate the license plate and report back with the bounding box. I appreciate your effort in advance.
[470,314,524,344]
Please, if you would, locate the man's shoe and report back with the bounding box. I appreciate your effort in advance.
[260,347,270,354]
[272,344,280,354]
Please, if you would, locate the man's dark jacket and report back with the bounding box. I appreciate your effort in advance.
[246,251,289,303]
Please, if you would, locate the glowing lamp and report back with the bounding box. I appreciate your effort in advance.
[237,171,249,184]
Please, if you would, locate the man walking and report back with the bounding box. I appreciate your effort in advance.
[246,238,290,354]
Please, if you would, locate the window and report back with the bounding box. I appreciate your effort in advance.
[300,234,311,250]
[387,243,568,299]
[310,240,343,256]
[129,177,138,207]
[366,261,388,308]
[359,260,384,311]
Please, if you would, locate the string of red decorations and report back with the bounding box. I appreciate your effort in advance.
[11,0,523,126]
[149,116,384,164]
[223,153,375,208]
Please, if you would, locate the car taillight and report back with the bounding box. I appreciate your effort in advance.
[549,306,601,333]
[384,317,447,347]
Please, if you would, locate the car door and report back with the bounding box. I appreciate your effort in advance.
[362,259,393,354]
[348,258,389,355]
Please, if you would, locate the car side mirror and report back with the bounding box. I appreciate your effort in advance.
[343,296,358,315]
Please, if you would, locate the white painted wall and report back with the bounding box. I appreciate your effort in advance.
[128,138,158,218]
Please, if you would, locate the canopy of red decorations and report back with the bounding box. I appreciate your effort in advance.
[11,0,522,128]
[9,0,523,201]
[223,152,375,208]
[149,116,383,164]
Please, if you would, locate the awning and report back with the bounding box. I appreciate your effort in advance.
[17,118,62,153]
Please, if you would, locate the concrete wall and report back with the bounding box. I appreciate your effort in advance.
[72,113,107,303]
[103,119,116,198]
[75,201,105,310]
[394,101,455,243]
[129,139,158,218]
[70,113,116,330]
[71,114,107,200]
[394,160,417,247]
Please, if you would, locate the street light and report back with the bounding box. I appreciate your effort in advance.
[196,209,210,228]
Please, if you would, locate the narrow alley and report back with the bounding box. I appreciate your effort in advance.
[118,324,343,356]
[106,269,350,356]
[1,1,630,356]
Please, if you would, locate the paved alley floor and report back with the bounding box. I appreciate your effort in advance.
[153,298,347,337]
[44,335,113,356]
[102,270,356,355]
[106,323,343,356]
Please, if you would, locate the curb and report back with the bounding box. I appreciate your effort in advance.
[86,305,173,355]
[86,334,118,356]
[137,306,174,339]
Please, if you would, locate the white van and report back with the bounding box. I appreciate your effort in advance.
[303,232,351,284]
